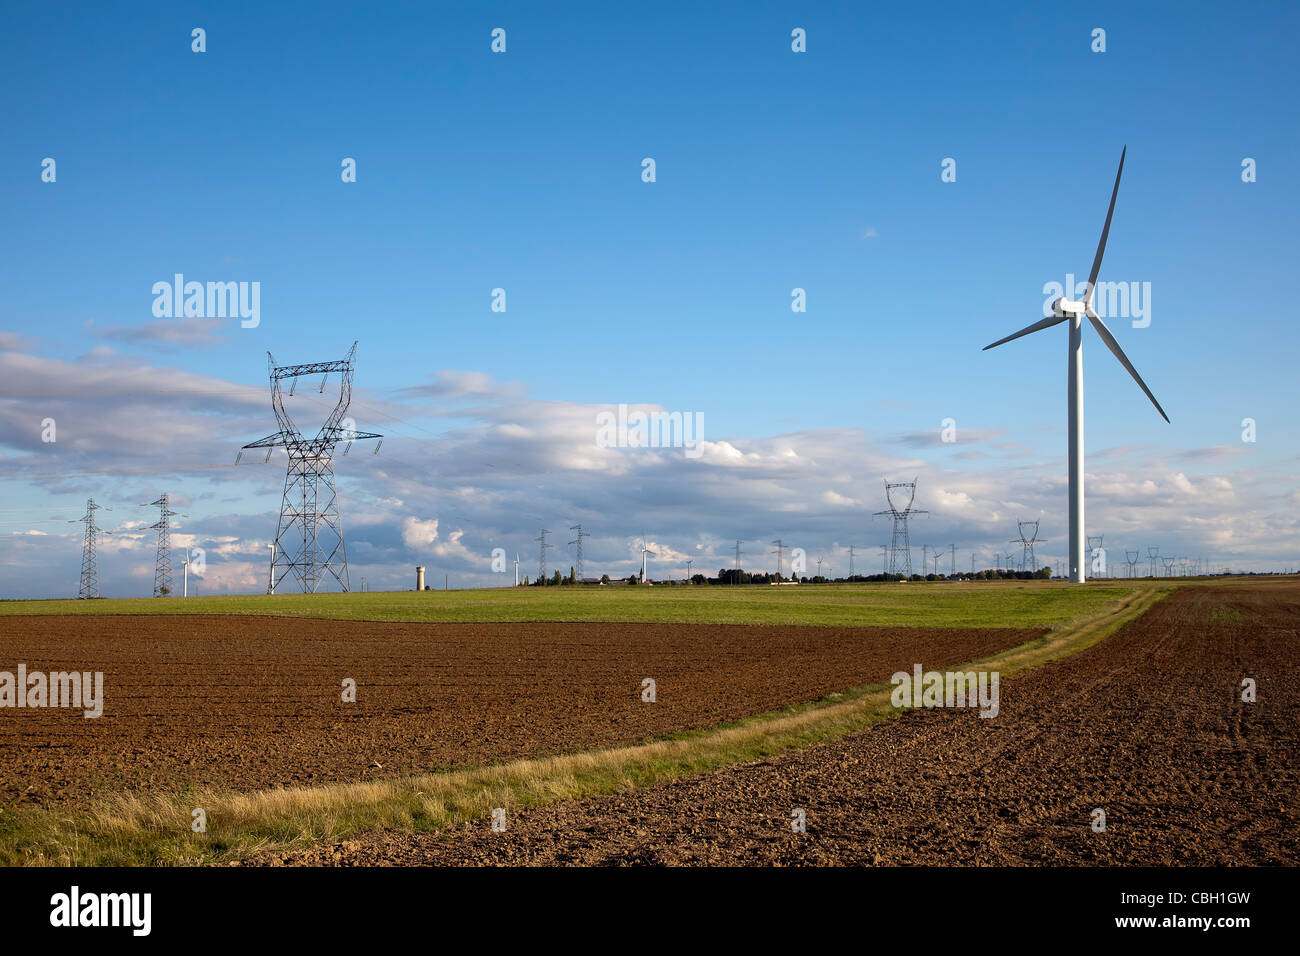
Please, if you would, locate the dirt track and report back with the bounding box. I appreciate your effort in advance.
[0,615,1033,806]
[259,582,1298,866]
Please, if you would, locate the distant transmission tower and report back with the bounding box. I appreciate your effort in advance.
[1161,555,1177,577]
[771,539,784,579]
[874,479,927,576]
[144,493,182,597]
[238,342,381,593]
[568,524,589,581]
[1147,546,1160,579]
[847,545,858,578]
[1014,520,1042,573]
[1125,550,1140,578]
[71,498,112,599]
[1087,533,1105,577]
[536,528,551,581]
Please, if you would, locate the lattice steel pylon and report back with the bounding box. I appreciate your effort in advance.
[70,498,112,599]
[1014,519,1043,573]
[1087,533,1105,578]
[873,479,927,576]
[1125,550,1141,578]
[536,528,551,581]
[144,493,182,597]
[568,524,589,581]
[237,342,381,594]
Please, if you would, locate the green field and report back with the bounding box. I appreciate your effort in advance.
[0,581,1142,629]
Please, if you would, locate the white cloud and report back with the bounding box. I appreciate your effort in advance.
[401,517,441,550]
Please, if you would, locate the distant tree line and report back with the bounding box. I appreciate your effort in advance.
[521,565,1054,586]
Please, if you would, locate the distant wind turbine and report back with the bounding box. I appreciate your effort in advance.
[983,146,1169,583]
[639,535,655,584]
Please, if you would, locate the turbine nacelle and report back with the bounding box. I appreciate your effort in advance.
[1051,296,1088,317]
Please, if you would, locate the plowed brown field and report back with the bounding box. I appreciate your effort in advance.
[0,615,1036,807]
[253,581,1298,866]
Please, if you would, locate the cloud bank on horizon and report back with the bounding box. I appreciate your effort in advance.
[0,338,1292,599]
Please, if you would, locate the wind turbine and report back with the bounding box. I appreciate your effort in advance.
[983,146,1168,583]
[638,535,655,584]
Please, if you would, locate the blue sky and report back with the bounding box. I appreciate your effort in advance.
[1,1,1296,596]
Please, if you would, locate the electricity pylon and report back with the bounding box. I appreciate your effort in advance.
[144,493,184,597]
[237,342,381,593]
[568,524,589,581]
[536,529,551,581]
[1087,534,1105,578]
[1014,520,1042,574]
[874,479,927,576]
[71,498,111,599]
[1124,550,1140,578]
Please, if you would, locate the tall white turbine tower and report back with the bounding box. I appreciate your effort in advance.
[984,147,1168,583]
[639,535,655,584]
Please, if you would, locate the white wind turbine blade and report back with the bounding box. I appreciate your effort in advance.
[1086,309,1170,422]
[1082,146,1126,310]
[983,313,1069,351]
